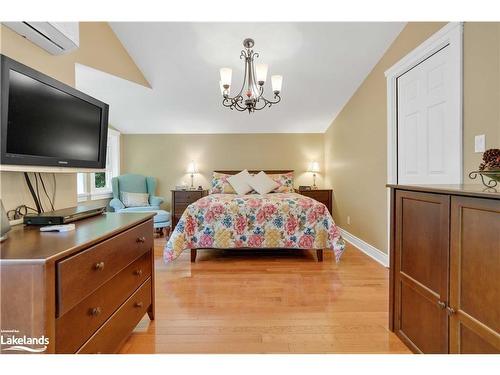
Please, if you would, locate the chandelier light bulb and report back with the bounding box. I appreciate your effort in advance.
[255,63,268,85]
[271,75,283,94]
[220,68,232,87]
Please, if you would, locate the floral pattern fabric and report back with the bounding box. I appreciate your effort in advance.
[164,193,345,262]
[209,171,295,194]
[267,172,294,193]
[209,172,236,194]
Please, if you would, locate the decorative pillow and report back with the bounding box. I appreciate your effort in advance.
[121,192,149,207]
[209,172,236,194]
[268,172,294,193]
[248,171,279,195]
[228,169,254,195]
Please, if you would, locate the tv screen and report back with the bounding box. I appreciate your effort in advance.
[1,55,109,169]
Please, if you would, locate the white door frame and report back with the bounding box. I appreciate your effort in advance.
[384,22,464,256]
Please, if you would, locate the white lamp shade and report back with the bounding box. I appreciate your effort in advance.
[187,161,198,174]
[271,75,283,92]
[255,63,268,83]
[220,68,232,86]
[308,161,320,173]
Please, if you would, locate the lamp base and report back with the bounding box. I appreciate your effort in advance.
[312,173,318,189]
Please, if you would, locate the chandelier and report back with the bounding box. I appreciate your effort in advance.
[219,38,283,113]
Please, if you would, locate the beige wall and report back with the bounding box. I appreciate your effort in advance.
[324,22,500,254]
[121,134,324,210]
[463,23,500,176]
[0,22,148,213]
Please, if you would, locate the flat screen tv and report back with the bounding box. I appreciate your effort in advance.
[0,54,109,169]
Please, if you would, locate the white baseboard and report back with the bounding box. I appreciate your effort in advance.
[339,227,389,267]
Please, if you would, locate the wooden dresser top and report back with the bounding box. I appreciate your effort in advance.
[0,212,155,263]
[387,184,500,200]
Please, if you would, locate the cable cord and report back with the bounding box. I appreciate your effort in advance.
[33,173,44,212]
[6,205,38,220]
[52,173,57,209]
[39,173,55,211]
[23,172,42,214]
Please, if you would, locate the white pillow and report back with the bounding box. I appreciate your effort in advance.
[121,192,149,207]
[227,170,253,195]
[248,171,279,195]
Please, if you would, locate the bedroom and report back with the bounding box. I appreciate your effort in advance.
[0,0,499,371]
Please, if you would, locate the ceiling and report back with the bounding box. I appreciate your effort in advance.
[76,22,405,134]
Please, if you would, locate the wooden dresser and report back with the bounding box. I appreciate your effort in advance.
[296,189,333,214]
[0,212,155,354]
[388,184,499,354]
[171,189,208,229]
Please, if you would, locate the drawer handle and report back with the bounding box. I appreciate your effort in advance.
[134,301,143,308]
[89,307,102,316]
[136,236,146,243]
[437,300,446,309]
[446,306,456,315]
[94,261,105,271]
[134,269,143,276]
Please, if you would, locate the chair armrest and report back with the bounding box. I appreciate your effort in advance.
[149,195,164,206]
[109,198,125,212]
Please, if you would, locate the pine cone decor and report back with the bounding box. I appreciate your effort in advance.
[479,148,500,171]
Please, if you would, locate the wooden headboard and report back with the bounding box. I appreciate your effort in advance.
[213,170,294,175]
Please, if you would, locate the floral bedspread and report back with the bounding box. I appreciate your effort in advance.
[164,193,345,262]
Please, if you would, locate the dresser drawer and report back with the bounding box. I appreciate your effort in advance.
[175,191,203,203]
[307,190,330,203]
[174,205,188,216]
[57,219,153,316]
[77,278,152,354]
[56,251,152,353]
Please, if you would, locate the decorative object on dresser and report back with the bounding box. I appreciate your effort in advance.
[308,161,320,189]
[296,188,333,215]
[0,212,155,354]
[171,189,208,229]
[388,184,500,354]
[468,148,500,188]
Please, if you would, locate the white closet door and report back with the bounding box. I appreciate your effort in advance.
[397,45,461,184]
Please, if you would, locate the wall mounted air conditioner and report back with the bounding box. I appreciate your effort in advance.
[3,22,79,55]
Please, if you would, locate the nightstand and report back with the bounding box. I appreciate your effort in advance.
[296,189,333,214]
[171,189,208,229]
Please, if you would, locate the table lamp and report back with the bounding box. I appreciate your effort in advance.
[308,161,320,189]
[187,161,198,190]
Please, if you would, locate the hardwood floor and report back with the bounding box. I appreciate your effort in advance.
[119,238,411,354]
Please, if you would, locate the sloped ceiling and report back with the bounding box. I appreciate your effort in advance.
[75,22,405,133]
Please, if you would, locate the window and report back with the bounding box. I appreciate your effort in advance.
[77,128,120,202]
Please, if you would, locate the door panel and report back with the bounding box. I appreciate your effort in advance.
[397,45,461,184]
[400,282,445,353]
[394,190,449,353]
[450,196,500,353]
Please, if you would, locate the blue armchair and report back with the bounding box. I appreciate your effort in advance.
[110,174,171,236]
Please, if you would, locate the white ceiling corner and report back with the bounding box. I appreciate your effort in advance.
[75,22,405,134]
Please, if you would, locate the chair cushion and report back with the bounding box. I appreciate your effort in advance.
[117,207,170,224]
[121,192,149,207]
[153,210,170,223]
[117,206,160,212]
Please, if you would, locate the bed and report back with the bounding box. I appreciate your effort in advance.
[164,170,345,263]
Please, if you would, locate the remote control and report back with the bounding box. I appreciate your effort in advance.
[39,224,76,232]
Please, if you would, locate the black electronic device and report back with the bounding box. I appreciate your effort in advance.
[1,54,109,169]
[23,205,105,226]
